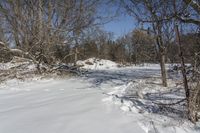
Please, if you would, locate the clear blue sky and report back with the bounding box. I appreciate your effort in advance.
[98,2,137,39]
[103,15,136,39]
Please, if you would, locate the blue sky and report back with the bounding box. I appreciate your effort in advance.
[103,14,136,39]
[97,2,137,39]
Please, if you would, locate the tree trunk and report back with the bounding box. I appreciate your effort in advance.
[74,47,78,66]
[175,24,189,99]
[174,24,195,121]
[13,31,20,48]
[152,22,168,87]
[160,53,167,87]
[38,0,43,41]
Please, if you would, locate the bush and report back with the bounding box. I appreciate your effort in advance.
[0,49,13,63]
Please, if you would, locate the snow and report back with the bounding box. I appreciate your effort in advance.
[76,58,118,70]
[0,78,145,133]
[0,61,199,133]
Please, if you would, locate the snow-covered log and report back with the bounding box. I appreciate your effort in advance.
[10,49,24,57]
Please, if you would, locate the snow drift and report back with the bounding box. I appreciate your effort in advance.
[77,58,118,70]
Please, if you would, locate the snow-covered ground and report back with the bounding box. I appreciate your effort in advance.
[77,58,118,70]
[0,59,199,133]
[0,78,147,133]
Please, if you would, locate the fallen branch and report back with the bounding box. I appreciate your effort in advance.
[152,98,186,106]
[50,64,82,75]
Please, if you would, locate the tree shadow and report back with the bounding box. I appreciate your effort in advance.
[120,87,187,119]
[82,67,187,119]
[82,68,161,87]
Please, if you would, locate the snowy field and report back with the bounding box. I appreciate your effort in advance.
[0,59,199,133]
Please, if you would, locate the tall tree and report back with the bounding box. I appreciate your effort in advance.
[121,0,173,87]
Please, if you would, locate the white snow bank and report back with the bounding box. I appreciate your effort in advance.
[77,58,118,70]
[0,57,37,71]
[102,77,199,133]
[76,58,176,71]
[0,78,146,133]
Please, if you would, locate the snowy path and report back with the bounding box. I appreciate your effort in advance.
[0,75,146,133]
[0,65,198,133]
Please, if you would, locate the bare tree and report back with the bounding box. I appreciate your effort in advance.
[172,0,200,122]
[121,0,173,87]
[0,0,101,64]
[179,0,200,25]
